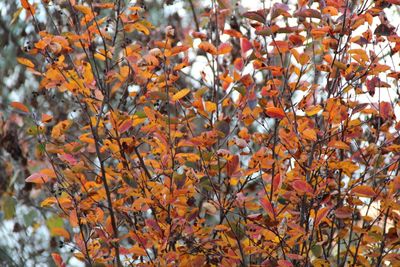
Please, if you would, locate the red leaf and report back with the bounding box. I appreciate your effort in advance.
[241,38,252,56]
[292,180,313,194]
[260,196,275,219]
[366,77,380,96]
[272,174,281,193]
[334,206,353,219]
[58,153,78,166]
[227,155,239,176]
[278,259,294,267]
[118,119,133,134]
[294,8,321,19]
[51,253,66,267]
[242,10,267,23]
[379,102,393,120]
[234,58,244,71]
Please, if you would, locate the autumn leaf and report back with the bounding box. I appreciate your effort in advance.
[51,253,66,267]
[20,0,31,10]
[292,180,313,195]
[198,42,217,55]
[26,173,51,184]
[334,206,353,219]
[241,38,252,56]
[302,129,317,141]
[41,113,53,123]
[265,106,285,119]
[10,101,29,113]
[17,57,35,68]
[226,155,239,176]
[315,207,330,227]
[217,43,232,55]
[351,185,376,198]
[172,88,191,101]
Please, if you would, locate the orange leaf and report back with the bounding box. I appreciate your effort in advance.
[322,7,338,16]
[198,42,217,55]
[10,101,29,113]
[129,245,148,256]
[265,107,285,119]
[41,113,53,123]
[20,0,30,10]
[328,140,350,150]
[214,224,230,231]
[315,207,330,226]
[17,57,35,68]
[218,43,232,55]
[51,227,70,240]
[302,129,317,141]
[351,185,376,198]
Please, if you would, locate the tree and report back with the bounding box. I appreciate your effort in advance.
[10,0,400,266]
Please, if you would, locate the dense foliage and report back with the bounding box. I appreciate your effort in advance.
[4,0,400,266]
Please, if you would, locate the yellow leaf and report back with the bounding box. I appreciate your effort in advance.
[10,7,23,25]
[204,101,216,113]
[172,88,190,101]
[305,105,323,116]
[41,197,57,207]
[131,22,150,35]
[348,49,369,62]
